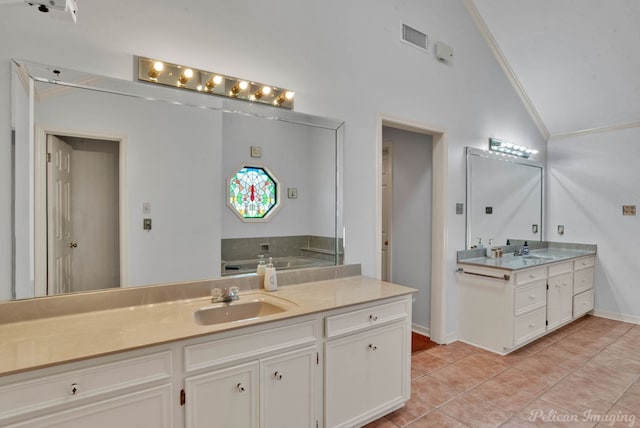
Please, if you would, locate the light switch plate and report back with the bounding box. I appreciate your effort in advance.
[456,203,464,215]
[288,187,298,199]
[623,205,636,216]
[143,218,152,230]
[142,202,151,214]
[250,146,262,158]
[557,225,564,235]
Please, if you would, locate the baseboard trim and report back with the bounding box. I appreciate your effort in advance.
[592,309,640,325]
[445,331,458,344]
[411,324,430,337]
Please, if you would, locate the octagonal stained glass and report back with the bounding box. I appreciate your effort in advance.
[228,166,279,221]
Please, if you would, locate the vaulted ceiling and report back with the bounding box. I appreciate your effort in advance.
[467,0,640,139]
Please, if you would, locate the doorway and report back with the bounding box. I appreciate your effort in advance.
[37,132,122,295]
[376,115,448,343]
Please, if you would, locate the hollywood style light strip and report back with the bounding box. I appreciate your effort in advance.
[137,56,294,109]
[489,137,539,159]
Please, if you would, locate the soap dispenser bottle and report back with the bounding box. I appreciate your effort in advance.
[264,257,277,292]
[522,241,529,255]
[256,255,266,287]
[486,239,495,258]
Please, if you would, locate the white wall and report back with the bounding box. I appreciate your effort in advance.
[26,83,223,287]
[383,127,433,330]
[0,0,546,335]
[548,128,640,322]
[221,113,335,238]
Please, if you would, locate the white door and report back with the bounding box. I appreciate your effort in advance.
[47,135,73,295]
[381,144,392,282]
[185,361,259,428]
[261,346,317,428]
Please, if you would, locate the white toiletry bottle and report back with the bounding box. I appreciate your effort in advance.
[264,257,277,292]
[486,239,495,258]
[256,255,266,288]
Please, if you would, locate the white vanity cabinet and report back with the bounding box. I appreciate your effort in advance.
[458,255,596,354]
[324,299,412,428]
[0,350,174,428]
[182,319,320,428]
[546,261,573,330]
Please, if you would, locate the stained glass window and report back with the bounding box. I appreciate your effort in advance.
[228,166,279,220]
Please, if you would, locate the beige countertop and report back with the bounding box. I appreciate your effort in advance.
[0,276,415,376]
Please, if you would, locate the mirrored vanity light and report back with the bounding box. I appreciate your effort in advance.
[137,56,294,109]
[489,137,538,159]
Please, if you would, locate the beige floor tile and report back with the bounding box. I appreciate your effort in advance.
[385,394,433,427]
[429,354,509,392]
[411,351,450,379]
[616,378,640,412]
[592,404,639,427]
[519,399,597,428]
[405,410,469,428]
[539,374,621,416]
[363,417,400,428]
[411,374,465,407]
[439,391,514,428]
[589,349,640,376]
[425,341,480,362]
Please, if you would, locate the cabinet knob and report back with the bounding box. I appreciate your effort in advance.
[70,383,80,395]
[236,383,245,392]
[368,344,378,351]
[369,314,378,322]
[274,371,283,381]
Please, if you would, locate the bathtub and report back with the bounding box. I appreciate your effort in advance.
[221,256,333,276]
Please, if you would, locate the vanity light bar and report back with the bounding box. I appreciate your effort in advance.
[136,56,294,109]
[489,137,538,159]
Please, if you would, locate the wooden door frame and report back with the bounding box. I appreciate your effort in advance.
[375,114,448,344]
[34,126,128,296]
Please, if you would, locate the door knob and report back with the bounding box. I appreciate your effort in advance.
[69,242,78,248]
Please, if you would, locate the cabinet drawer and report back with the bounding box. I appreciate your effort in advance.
[185,320,318,373]
[515,267,547,286]
[514,307,546,345]
[325,299,410,338]
[0,351,172,421]
[548,261,572,277]
[573,289,594,318]
[514,280,546,316]
[574,256,595,270]
[573,267,594,295]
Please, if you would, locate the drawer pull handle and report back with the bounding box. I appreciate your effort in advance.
[70,383,80,395]
[236,383,245,392]
[368,344,378,351]
[274,371,283,381]
[370,315,378,321]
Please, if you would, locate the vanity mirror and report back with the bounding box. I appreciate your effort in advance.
[465,147,543,249]
[9,59,344,301]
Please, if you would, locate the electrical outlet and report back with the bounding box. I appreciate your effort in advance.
[532,224,538,234]
[143,218,152,231]
[557,225,564,235]
[485,206,493,214]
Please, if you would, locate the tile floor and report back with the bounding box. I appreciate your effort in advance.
[365,315,640,428]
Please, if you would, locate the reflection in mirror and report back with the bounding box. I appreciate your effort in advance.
[9,59,344,301]
[466,147,543,249]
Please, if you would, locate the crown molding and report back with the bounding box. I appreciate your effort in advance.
[463,0,550,140]
[549,119,640,141]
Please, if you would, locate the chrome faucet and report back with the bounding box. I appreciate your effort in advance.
[211,286,240,303]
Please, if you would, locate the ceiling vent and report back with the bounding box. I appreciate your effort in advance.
[402,24,429,51]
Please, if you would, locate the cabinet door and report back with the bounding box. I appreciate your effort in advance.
[261,346,317,428]
[8,385,171,428]
[325,322,408,428]
[547,272,573,329]
[185,361,259,428]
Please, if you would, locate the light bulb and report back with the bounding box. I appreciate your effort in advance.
[153,62,164,72]
[148,61,165,81]
[285,91,294,100]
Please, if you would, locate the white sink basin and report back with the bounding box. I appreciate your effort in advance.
[193,294,296,326]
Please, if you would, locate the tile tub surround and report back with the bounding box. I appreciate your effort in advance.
[0,267,419,376]
[221,234,343,262]
[365,315,640,428]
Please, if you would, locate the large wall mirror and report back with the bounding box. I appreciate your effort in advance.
[9,59,344,301]
[466,147,543,249]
